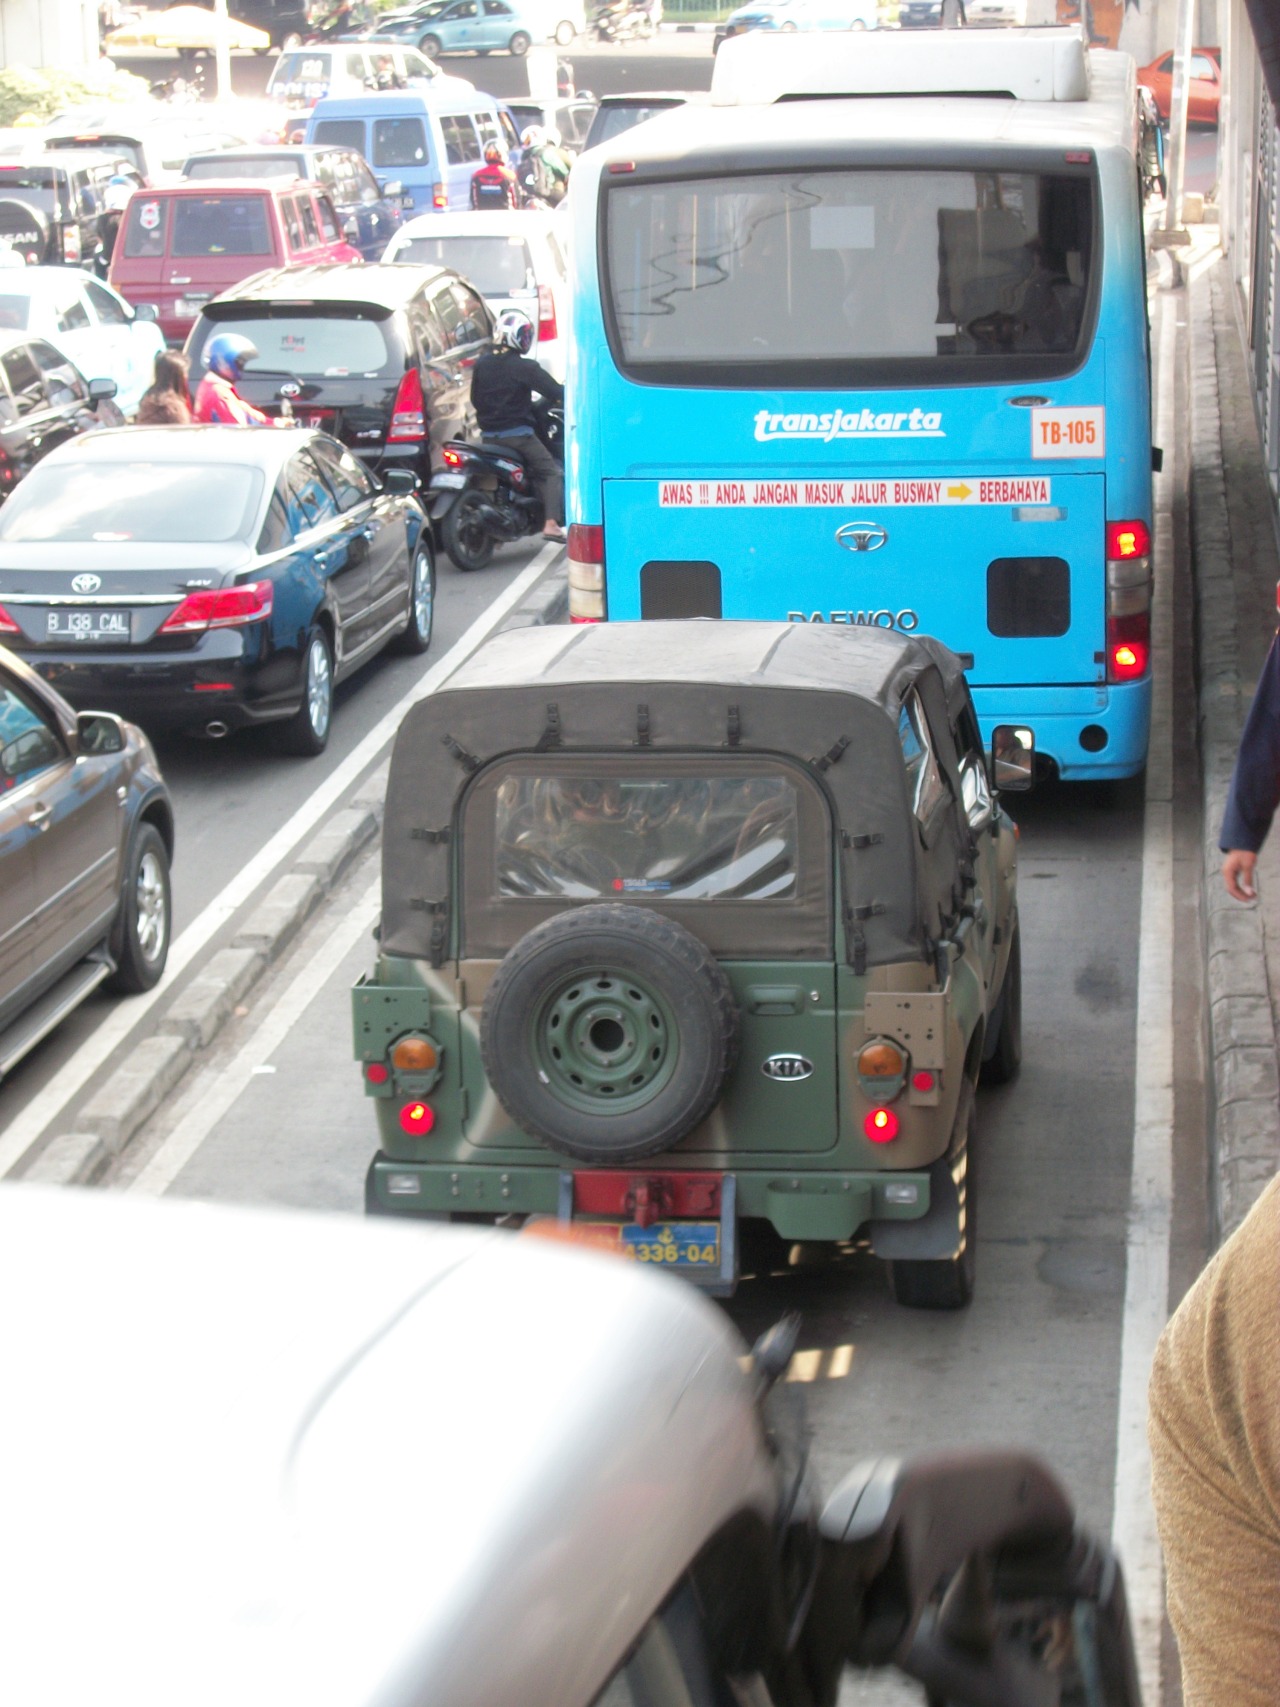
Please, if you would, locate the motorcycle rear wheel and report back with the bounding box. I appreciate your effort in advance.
[442,491,496,571]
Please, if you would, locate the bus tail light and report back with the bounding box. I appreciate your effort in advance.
[388,367,425,441]
[1105,519,1150,561]
[1107,612,1150,682]
[568,523,605,622]
[537,284,557,343]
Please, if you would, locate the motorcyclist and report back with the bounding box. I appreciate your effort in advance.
[470,310,564,542]
[193,333,271,426]
[520,126,571,206]
[470,140,521,211]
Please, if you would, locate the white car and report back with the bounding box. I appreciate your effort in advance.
[383,207,568,378]
[0,268,164,416]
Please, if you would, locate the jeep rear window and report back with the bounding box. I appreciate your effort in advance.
[494,774,800,901]
[171,195,273,258]
[0,167,69,218]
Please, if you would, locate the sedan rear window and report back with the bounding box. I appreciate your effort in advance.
[0,463,264,544]
[172,195,273,258]
[205,313,394,378]
[395,234,535,297]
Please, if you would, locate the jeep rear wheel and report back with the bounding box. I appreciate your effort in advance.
[890,1080,976,1310]
[480,904,740,1162]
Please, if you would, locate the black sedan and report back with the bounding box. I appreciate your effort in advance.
[0,425,435,756]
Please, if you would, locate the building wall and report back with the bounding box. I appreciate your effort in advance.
[0,0,99,68]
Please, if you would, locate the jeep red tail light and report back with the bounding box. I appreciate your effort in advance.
[365,1062,389,1085]
[157,581,273,635]
[567,523,604,622]
[864,1107,899,1143]
[399,1101,435,1136]
[388,367,425,442]
[537,283,557,343]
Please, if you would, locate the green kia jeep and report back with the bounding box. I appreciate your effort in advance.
[353,620,1027,1307]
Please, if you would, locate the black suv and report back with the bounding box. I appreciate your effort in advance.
[0,152,143,270]
[0,334,121,499]
[180,145,403,261]
[185,263,494,487]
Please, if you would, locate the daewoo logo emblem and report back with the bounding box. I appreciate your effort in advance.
[761,1053,814,1082]
[71,573,101,593]
[835,521,888,553]
[279,382,301,397]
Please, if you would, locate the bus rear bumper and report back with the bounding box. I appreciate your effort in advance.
[969,679,1152,782]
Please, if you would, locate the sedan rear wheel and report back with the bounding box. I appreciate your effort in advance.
[274,627,333,757]
[394,543,435,653]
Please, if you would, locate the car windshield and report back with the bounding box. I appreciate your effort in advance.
[395,233,535,296]
[0,167,67,217]
[0,462,264,544]
[204,312,394,378]
[494,773,801,900]
[606,167,1095,379]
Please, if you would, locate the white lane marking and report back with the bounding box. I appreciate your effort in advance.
[0,543,562,1180]
[1111,286,1175,1705]
[129,881,381,1197]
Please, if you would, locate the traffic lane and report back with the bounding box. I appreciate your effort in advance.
[117,773,1147,1548]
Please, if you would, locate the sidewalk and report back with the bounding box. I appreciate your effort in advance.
[1190,231,1280,1240]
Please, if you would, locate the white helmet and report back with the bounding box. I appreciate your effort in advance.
[545,127,562,148]
[495,309,534,355]
[521,124,545,148]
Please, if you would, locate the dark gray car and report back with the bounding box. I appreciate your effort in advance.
[0,644,173,1078]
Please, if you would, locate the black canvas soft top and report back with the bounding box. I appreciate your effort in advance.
[381,622,973,970]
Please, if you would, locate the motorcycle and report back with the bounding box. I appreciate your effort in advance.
[591,1,654,41]
[429,406,563,572]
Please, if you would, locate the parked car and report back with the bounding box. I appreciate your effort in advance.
[580,91,694,152]
[1137,45,1222,125]
[264,41,446,112]
[181,144,403,260]
[0,426,435,756]
[0,152,144,269]
[506,95,597,154]
[964,0,1027,22]
[381,0,585,43]
[897,0,941,22]
[354,620,1026,1307]
[185,263,493,491]
[377,0,538,57]
[0,333,121,501]
[714,0,877,51]
[0,1191,1144,1707]
[305,85,513,214]
[42,108,251,186]
[108,178,362,342]
[0,271,164,417]
[0,644,172,1079]
[383,207,567,375]
[228,0,311,47]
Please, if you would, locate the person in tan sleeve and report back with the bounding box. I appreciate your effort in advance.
[1148,1174,1280,1706]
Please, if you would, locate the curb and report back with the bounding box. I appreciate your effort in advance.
[29,558,568,1189]
[1190,256,1280,1241]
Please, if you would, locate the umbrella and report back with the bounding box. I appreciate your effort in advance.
[105,5,271,52]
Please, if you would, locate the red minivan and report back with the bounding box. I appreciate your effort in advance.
[108,178,362,342]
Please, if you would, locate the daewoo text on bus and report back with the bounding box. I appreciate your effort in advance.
[565,27,1159,781]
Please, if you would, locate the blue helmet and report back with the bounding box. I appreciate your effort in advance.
[204,333,259,381]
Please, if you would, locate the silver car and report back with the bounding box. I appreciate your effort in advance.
[0,1190,1143,1706]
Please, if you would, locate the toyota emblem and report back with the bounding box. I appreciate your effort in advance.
[279,382,301,398]
[835,520,888,553]
[71,573,102,593]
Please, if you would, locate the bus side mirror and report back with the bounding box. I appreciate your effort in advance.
[988,725,1034,792]
[805,1450,1143,1707]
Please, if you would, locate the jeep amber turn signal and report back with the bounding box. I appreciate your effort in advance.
[399,1101,435,1136]
[864,1107,899,1143]
[857,1040,906,1080]
[392,1036,438,1072]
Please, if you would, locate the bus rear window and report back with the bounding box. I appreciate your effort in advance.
[603,167,1094,383]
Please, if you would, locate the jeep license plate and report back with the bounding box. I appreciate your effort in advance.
[616,1222,721,1270]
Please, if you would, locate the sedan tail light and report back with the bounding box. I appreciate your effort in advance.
[388,367,425,442]
[537,284,557,343]
[157,581,273,635]
[0,599,20,634]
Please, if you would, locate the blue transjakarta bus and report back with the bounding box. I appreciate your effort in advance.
[565,27,1159,780]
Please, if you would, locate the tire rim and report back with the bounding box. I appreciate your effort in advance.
[532,968,677,1114]
[134,848,167,965]
[306,635,332,739]
[412,550,433,640]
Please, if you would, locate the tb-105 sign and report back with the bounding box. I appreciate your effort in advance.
[1030,406,1105,459]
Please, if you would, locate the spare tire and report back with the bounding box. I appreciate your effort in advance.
[480,903,739,1163]
[0,200,48,267]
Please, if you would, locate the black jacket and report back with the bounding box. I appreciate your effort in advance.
[471,351,562,436]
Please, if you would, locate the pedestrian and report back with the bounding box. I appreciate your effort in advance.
[1148,1174,1280,1706]
[136,349,193,425]
[1220,635,1280,900]
[192,335,270,426]
[470,141,521,211]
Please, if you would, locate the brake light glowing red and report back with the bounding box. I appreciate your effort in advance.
[399,1100,435,1135]
[0,600,19,634]
[537,283,557,343]
[388,366,425,442]
[158,581,273,635]
[607,161,637,174]
[442,445,464,468]
[1105,519,1150,560]
[1107,612,1150,682]
[864,1107,899,1143]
